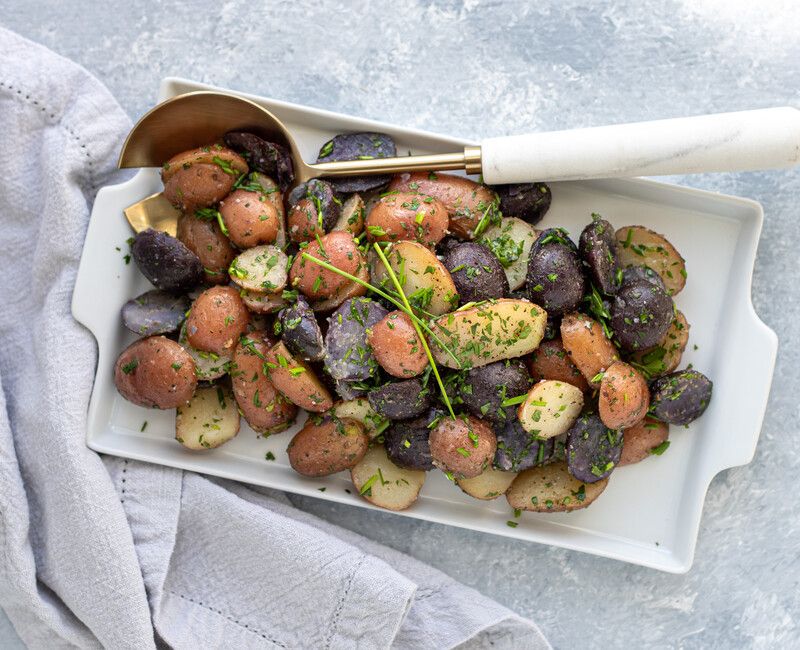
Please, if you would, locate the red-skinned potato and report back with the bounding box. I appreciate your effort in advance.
[287,417,369,476]
[231,332,297,434]
[526,337,589,392]
[176,213,237,285]
[618,417,670,466]
[365,192,448,248]
[114,336,197,409]
[367,311,428,378]
[287,197,324,243]
[560,312,619,386]
[429,415,496,479]
[289,231,366,302]
[389,172,498,239]
[186,286,250,355]
[219,189,279,248]
[264,341,333,412]
[161,146,248,213]
[598,361,650,429]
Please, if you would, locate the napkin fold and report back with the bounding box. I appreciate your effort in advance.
[0,25,549,649]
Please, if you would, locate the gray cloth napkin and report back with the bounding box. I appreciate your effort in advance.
[0,26,549,650]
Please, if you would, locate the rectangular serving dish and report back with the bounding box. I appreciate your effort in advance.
[72,77,777,572]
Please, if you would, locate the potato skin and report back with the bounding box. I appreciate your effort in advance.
[526,337,589,392]
[527,229,586,316]
[264,341,333,413]
[560,312,619,386]
[289,231,366,301]
[286,179,340,242]
[493,183,551,225]
[611,280,674,352]
[628,310,690,377]
[598,361,650,429]
[649,369,713,425]
[506,462,608,512]
[132,229,203,293]
[114,336,197,409]
[231,332,297,434]
[223,132,294,191]
[367,310,428,378]
[429,415,496,478]
[365,192,448,248]
[287,417,369,477]
[443,242,509,304]
[176,213,237,285]
[458,359,531,424]
[219,189,279,249]
[186,286,250,355]
[618,417,669,466]
[579,217,620,296]
[389,172,499,239]
[163,163,236,214]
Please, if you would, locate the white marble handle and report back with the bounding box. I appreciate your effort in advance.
[480,107,800,183]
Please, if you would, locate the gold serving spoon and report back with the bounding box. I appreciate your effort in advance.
[119,90,800,235]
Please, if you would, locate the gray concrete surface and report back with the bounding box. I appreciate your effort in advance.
[1,0,799,647]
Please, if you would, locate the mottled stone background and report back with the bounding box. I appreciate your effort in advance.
[1,0,799,647]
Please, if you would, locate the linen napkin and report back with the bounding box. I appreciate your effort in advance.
[0,26,550,650]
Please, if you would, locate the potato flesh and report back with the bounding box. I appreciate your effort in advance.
[518,380,584,439]
[370,241,458,316]
[332,399,387,439]
[615,226,686,295]
[480,217,539,291]
[334,193,365,235]
[229,245,288,293]
[176,386,240,450]
[431,299,547,369]
[351,445,426,511]
[457,467,518,500]
[179,323,232,380]
[506,462,608,512]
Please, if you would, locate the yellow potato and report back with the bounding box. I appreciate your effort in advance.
[176,385,240,450]
[457,467,518,500]
[616,226,686,295]
[518,380,584,439]
[506,462,608,512]
[351,445,426,511]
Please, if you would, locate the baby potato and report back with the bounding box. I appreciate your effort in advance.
[231,332,297,434]
[429,415,496,479]
[526,337,589,392]
[287,197,325,243]
[331,398,388,439]
[178,322,233,381]
[162,146,248,212]
[309,263,368,312]
[389,172,499,240]
[185,286,250,355]
[249,173,288,247]
[228,245,289,294]
[518,380,584,439]
[114,336,197,409]
[332,193,365,236]
[618,417,669,466]
[219,188,279,249]
[365,192,448,248]
[351,445,426,511]
[287,417,369,477]
[239,288,286,314]
[506,462,608,512]
[560,312,619,386]
[598,361,650,429]
[289,231,366,302]
[479,216,540,291]
[264,341,333,412]
[616,226,686,295]
[628,310,690,377]
[457,466,518,500]
[367,310,428,378]
[176,385,240,450]
[177,213,237,285]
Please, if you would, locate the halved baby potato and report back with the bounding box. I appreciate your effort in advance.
[598,361,650,430]
[616,226,686,295]
[264,341,333,412]
[333,193,365,236]
[229,245,288,294]
[176,385,240,450]
[506,462,608,512]
[431,299,547,369]
[518,380,584,439]
[370,241,458,315]
[179,322,233,380]
[628,310,690,377]
[479,217,539,291]
[250,173,287,248]
[239,288,286,314]
[560,312,619,386]
[351,445,426,511]
[332,398,388,439]
[457,466,518,500]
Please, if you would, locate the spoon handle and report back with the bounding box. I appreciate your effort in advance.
[479,107,800,184]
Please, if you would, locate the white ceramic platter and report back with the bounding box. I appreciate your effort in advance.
[72,77,777,573]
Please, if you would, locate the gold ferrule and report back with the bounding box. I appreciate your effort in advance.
[463,145,482,175]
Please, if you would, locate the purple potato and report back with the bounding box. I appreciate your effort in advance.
[650,369,713,425]
[122,290,190,336]
[494,419,554,472]
[443,242,509,304]
[334,380,367,401]
[566,412,622,483]
[579,216,621,295]
[526,228,586,316]
[611,279,673,351]
[459,359,530,423]
[493,183,551,225]
[368,378,433,421]
[131,229,203,292]
[383,414,437,471]
[324,298,388,381]
[621,265,666,290]
[223,131,294,191]
[315,132,396,193]
[278,296,325,361]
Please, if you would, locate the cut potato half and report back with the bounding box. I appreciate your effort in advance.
[351,445,426,511]
[480,217,539,291]
[179,322,232,380]
[264,341,333,412]
[518,380,584,439]
[176,385,240,450]
[332,399,388,439]
[457,467,518,500]
[229,245,288,293]
[615,226,686,295]
[506,462,608,512]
